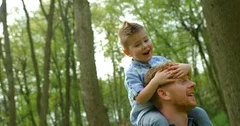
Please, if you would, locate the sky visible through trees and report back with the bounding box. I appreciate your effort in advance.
[3,0,116,79]
[4,0,206,80]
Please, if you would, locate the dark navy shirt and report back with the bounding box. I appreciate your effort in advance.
[169,118,196,126]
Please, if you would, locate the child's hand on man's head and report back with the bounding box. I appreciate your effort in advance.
[151,69,176,86]
[167,63,191,78]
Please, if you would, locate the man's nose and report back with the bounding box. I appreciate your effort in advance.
[188,80,196,88]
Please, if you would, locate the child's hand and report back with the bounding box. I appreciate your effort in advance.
[167,63,191,78]
[151,69,176,86]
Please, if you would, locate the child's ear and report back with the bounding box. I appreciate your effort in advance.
[123,49,132,57]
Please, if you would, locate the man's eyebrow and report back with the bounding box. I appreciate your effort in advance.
[180,76,189,80]
[176,77,187,83]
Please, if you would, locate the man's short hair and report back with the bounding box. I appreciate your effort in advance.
[144,62,174,107]
[118,21,144,49]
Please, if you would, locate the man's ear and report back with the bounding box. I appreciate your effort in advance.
[157,88,170,100]
[123,49,132,57]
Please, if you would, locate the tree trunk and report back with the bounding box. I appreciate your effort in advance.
[39,0,55,125]
[52,53,65,125]
[57,0,72,125]
[71,49,83,126]
[0,39,8,122]
[16,59,36,126]
[1,0,16,125]
[21,0,41,117]
[73,0,110,125]
[202,0,240,125]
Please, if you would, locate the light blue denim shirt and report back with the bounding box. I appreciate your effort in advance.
[124,56,168,126]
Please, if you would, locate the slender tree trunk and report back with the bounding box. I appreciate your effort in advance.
[18,58,36,126]
[1,0,16,125]
[0,40,8,123]
[39,0,55,125]
[21,0,42,116]
[109,32,121,123]
[117,68,124,125]
[202,0,240,125]
[73,0,110,125]
[57,0,72,125]
[52,53,65,125]
[71,49,83,126]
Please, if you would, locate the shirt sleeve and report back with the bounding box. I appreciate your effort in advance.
[157,56,169,62]
[125,71,144,101]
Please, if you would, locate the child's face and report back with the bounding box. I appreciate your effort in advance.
[124,29,153,63]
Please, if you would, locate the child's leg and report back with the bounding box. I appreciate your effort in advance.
[138,108,168,126]
[188,107,213,126]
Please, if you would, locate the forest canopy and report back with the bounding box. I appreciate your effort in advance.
[1,0,240,125]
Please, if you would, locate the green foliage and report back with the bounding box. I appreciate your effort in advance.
[211,111,230,126]
[0,0,229,125]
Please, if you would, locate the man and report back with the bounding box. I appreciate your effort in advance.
[144,62,206,126]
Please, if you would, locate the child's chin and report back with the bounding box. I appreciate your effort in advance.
[147,55,152,60]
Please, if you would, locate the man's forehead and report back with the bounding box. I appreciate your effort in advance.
[161,75,190,87]
[177,75,189,80]
[173,76,190,83]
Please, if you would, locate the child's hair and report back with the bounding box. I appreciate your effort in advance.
[118,21,144,49]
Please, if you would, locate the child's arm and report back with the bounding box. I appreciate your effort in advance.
[135,69,175,104]
[168,63,192,78]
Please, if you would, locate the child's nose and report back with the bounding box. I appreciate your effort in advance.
[142,42,148,49]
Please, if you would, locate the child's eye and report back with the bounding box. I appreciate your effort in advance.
[144,39,149,42]
[134,43,141,47]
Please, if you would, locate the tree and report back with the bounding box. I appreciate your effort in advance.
[202,0,240,125]
[39,0,55,125]
[57,0,72,125]
[91,2,131,124]
[73,0,110,126]
[21,0,42,117]
[0,0,16,125]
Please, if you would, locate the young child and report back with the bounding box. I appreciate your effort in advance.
[118,21,212,126]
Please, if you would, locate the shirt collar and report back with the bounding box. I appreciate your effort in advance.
[131,58,152,68]
[168,118,196,126]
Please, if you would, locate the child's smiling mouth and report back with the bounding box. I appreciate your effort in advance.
[143,50,150,55]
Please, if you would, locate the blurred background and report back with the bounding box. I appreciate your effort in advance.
[0,0,234,125]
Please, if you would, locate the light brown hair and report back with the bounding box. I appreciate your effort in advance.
[118,21,144,49]
[144,62,174,107]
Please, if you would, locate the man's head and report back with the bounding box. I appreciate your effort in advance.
[118,21,153,63]
[144,62,197,111]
